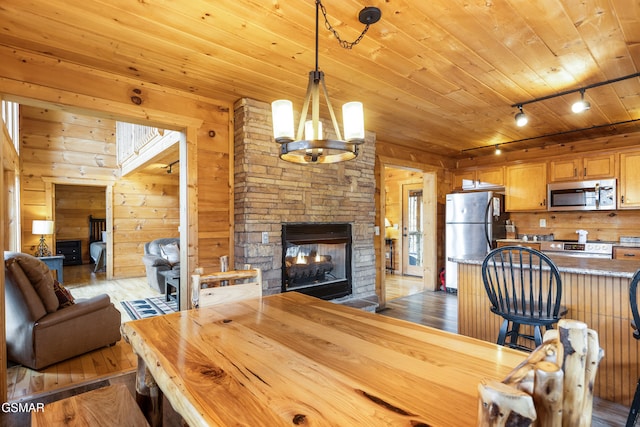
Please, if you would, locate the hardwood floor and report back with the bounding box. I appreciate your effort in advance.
[381,274,458,333]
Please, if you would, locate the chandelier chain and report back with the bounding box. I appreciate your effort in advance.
[318,0,370,49]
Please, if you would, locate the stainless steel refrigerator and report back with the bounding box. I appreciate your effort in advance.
[445,191,508,291]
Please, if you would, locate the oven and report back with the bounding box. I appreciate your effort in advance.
[540,241,613,259]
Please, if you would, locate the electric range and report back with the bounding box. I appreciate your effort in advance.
[539,240,614,259]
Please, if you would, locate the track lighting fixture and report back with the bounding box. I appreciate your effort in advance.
[514,105,528,127]
[511,72,640,125]
[494,145,502,155]
[571,89,591,114]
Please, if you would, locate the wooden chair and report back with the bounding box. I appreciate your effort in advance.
[481,246,567,351]
[627,269,640,427]
[191,268,262,308]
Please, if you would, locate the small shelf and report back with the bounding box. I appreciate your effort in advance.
[56,240,82,266]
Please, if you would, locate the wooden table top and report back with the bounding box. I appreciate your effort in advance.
[122,292,526,426]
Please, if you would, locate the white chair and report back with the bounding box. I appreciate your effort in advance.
[191,268,262,308]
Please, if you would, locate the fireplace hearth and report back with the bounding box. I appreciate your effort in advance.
[282,223,352,300]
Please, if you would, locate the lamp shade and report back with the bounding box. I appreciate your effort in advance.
[304,120,323,140]
[32,220,54,235]
[342,102,365,141]
[271,100,295,142]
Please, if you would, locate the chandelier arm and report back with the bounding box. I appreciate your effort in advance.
[319,75,343,141]
[295,72,316,141]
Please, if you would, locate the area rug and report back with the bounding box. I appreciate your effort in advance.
[121,297,178,320]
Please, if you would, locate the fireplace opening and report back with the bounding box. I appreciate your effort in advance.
[282,223,352,300]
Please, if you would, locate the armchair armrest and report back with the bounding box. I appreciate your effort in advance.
[142,254,172,268]
[36,294,112,329]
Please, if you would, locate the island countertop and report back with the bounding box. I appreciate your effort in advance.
[449,253,639,278]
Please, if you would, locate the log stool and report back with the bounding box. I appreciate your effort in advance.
[32,383,149,427]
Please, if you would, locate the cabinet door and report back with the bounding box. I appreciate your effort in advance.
[476,167,504,188]
[583,154,615,179]
[620,151,640,209]
[452,170,475,190]
[506,163,547,211]
[549,159,580,182]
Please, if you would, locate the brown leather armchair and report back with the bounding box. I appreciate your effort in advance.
[4,252,121,370]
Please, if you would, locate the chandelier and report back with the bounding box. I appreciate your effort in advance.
[271,1,381,164]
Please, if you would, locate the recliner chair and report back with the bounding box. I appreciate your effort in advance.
[4,251,121,370]
[142,237,180,293]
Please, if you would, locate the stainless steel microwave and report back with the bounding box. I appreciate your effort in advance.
[547,179,616,211]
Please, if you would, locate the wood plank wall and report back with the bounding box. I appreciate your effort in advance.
[510,210,640,242]
[112,172,179,278]
[20,106,181,278]
[20,107,117,254]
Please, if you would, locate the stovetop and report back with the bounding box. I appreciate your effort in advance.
[539,240,614,255]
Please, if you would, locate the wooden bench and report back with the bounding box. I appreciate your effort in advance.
[32,383,149,427]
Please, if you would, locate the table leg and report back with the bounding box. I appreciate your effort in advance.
[135,355,163,427]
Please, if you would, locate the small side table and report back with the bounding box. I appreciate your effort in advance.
[385,238,395,274]
[160,270,180,308]
[38,255,65,283]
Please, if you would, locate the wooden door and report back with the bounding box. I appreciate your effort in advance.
[549,158,580,182]
[505,162,547,211]
[476,166,504,188]
[583,154,615,179]
[620,151,640,209]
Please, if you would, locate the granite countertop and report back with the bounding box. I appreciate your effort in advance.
[449,253,639,279]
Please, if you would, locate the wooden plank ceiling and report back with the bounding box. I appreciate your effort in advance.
[0,0,639,159]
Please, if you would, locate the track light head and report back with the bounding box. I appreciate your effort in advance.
[572,90,591,113]
[514,106,528,127]
[494,145,502,155]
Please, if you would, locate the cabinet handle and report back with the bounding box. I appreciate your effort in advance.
[624,253,636,257]
[574,168,577,177]
[622,195,625,204]
[584,167,587,177]
[540,198,546,206]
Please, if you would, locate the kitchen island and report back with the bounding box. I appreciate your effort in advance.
[451,253,639,406]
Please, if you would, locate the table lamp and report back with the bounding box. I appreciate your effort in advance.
[33,220,54,257]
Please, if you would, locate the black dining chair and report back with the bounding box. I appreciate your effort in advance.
[481,246,567,351]
[626,270,640,427]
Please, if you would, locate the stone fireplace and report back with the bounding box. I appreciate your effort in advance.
[233,98,377,307]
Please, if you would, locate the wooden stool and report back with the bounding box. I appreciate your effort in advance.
[32,383,149,427]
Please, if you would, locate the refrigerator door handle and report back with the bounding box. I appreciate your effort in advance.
[484,198,492,249]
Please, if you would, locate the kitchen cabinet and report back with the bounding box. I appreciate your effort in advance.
[619,151,640,209]
[505,162,547,211]
[548,154,615,182]
[452,166,504,190]
[613,246,640,261]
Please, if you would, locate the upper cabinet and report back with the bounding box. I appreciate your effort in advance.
[452,166,504,190]
[548,154,615,182]
[619,151,640,209]
[505,162,547,211]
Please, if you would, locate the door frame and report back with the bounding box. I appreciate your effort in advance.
[378,156,437,309]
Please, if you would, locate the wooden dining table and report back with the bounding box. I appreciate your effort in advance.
[121,291,527,426]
